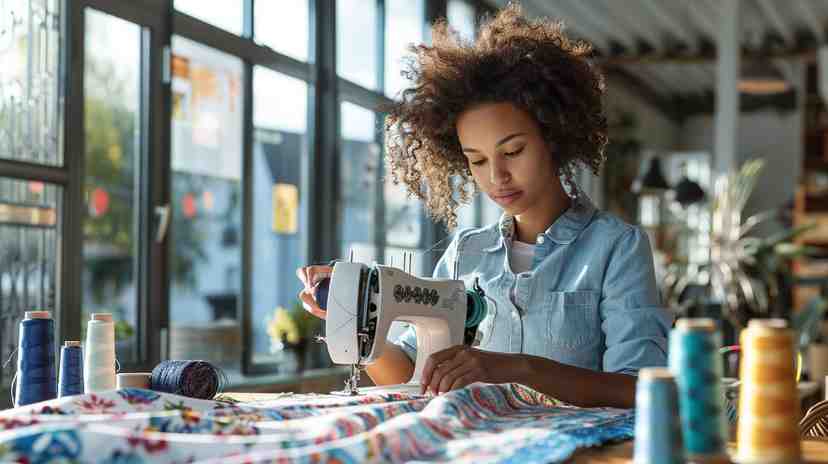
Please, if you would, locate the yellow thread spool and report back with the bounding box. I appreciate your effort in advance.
[734,319,801,464]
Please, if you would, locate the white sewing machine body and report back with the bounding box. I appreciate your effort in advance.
[324,262,482,385]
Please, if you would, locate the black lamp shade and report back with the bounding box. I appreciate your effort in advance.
[638,157,671,192]
[674,177,706,206]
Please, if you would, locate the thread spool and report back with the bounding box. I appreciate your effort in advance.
[735,319,801,464]
[14,311,57,406]
[58,341,83,397]
[669,318,728,462]
[634,367,684,464]
[117,372,151,389]
[150,360,225,400]
[83,313,116,393]
[808,343,828,391]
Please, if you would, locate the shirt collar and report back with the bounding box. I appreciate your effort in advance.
[496,193,596,246]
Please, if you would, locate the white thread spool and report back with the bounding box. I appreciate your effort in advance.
[84,313,116,392]
[117,372,151,389]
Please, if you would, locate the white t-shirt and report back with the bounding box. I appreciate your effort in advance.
[509,240,536,274]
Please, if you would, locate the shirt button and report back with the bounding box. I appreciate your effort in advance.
[536,235,545,245]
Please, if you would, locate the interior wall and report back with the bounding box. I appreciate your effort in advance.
[585,75,681,210]
[677,64,805,238]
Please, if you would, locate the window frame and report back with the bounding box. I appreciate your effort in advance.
[0,0,499,394]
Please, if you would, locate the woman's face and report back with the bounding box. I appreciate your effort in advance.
[456,102,559,215]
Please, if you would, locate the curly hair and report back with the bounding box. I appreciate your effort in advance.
[383,2,608,230]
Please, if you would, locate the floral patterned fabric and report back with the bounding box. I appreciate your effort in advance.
[0,383,633,463]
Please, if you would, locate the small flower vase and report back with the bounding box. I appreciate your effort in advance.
[293,340,308,373]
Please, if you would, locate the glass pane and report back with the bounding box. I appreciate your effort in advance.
[0,177,60,388]
[170,36,244,369]
[448,0,476,42]
[250,67,315,369]
[255,0,308,62]
[456,197,479,230]
[83,9,141,362]
[340,102,378,262]
[174,0,242,36]
[0,0,62,165]
[337,0,378,89]
[384,0,423,98]
[384,167,421,248]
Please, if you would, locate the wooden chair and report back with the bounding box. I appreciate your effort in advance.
[800,399,828,439]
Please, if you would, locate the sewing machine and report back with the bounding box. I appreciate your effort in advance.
[314,259,487,395]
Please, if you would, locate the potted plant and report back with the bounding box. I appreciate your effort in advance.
[290,301,326,371]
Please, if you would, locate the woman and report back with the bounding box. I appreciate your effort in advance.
[296,3,671,408]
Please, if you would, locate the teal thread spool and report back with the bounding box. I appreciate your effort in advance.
[669,318,728,462]
[634,367,684,464]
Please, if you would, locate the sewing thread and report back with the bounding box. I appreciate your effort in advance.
[14,311,57,406]
[117,372,151,389]
[58,341,83,397]
[669,318,728,461]
[735,319,801,464]
[83,313,116,393]
[150,360,225,399]
[633,367,684,464]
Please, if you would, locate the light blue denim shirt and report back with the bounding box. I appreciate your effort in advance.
[392,194,673,375]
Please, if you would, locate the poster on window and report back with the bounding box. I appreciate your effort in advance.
[171,37,243,180]
[272,183,298,234]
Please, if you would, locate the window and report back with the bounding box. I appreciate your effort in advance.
[384,0,424,98]
[384,167,426,273]
[0,178,60,388]
[339,102,379,263]
[255,0,309,62]
[0,0,62,165]
[169,36,244,369]
[174,0,243,36]
[82,9,142,362]
[448,0,477,42]
[337,0,378,89]
[250,66,310,367]
[665,152,712,265]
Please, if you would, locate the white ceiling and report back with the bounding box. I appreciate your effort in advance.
[487,0,828,116]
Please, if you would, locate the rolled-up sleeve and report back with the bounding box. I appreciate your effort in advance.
[600,227,673,375]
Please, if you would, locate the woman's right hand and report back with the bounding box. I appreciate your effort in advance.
[295,265,332,319]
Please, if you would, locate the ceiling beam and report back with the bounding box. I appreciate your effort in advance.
[595,47,815,65]
[677,0,718,43]
[755,0,796,48]
[603,65,681,123]
[631,65,680,96]
[640,1,698,50]
[562,0,639,52]
[520,0,613,53]
[597,0,662,53]
[677,88,798,119]
[792,0,825,44]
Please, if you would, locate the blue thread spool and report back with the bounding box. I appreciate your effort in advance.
[15,311,57,406]
[314,278,330,310]
[151,360,224,399]
[634,367,684,464]
[669,318,728,461]
[58,341,83,397]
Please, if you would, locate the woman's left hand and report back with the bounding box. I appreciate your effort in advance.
[420,345,524,395]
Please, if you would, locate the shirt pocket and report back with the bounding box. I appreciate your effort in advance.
[546,290,600,350]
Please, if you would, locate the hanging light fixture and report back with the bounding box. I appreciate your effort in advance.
[738,61,789,95]
[634,156,671,193]
[674,176,707,206]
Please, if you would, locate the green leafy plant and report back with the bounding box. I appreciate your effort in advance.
[291,300,322,343]
[114,320,134,341]
[664,159,820,328]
